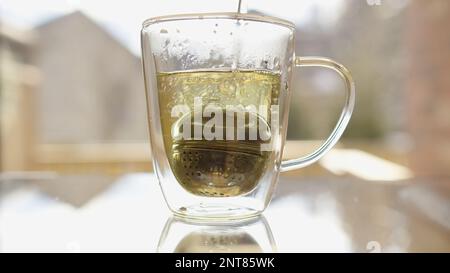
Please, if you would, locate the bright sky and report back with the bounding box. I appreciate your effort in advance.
[0,0,345,55]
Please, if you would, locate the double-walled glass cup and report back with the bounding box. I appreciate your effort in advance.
[141,13,355,220]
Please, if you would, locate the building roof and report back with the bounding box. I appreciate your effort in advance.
[36,11,137,58]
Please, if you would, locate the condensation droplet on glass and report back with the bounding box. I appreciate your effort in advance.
[231,61,238,70]
[273,57,280,69]
[261,59,269,69]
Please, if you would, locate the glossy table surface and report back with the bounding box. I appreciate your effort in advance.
[1,173,449,252]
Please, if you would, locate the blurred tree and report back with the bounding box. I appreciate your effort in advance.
[286,0,409,140]
[332,0,407,140]
[406,0,450,177]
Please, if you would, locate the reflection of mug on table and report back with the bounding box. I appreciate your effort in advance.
[157,216,276,253]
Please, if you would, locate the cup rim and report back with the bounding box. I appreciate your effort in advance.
[142,12,295,30]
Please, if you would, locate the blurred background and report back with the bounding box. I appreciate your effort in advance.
[1,0,449,252]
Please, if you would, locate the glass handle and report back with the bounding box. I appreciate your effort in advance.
[281,56,356,172]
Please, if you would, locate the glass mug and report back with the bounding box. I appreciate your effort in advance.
[141,12,355,220]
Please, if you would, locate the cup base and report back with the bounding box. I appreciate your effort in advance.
[172,204,263,222]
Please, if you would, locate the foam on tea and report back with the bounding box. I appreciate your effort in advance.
[157,70,281,197]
